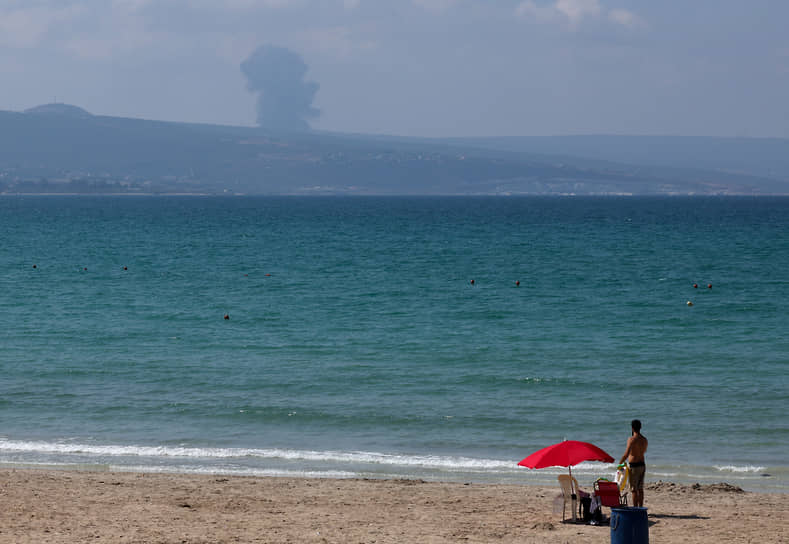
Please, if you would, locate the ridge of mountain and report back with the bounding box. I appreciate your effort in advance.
[1,105,786,195]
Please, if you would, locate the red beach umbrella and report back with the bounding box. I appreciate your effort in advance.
[518,440,614,478]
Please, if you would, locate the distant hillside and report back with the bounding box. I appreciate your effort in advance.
[1,105,786,195]
[446,135,789,184]
[24,103,94,119]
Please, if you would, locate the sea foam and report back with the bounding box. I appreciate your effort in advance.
[0,439,515,472]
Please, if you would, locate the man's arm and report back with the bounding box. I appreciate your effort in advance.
[619,437,632,465]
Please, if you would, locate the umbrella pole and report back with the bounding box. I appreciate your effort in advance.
[568,466,577,522]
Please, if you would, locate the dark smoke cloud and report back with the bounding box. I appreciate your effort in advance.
[241,45,320,131]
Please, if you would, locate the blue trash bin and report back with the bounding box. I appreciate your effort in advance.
[611,507,648,544]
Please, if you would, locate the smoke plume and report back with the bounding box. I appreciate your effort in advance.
[241,45,320,131]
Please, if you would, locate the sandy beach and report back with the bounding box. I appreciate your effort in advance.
[0,469,786,543]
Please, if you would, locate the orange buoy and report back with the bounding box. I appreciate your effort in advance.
[470,279,475,285]
[265,273,271,277]
[693,283,698,288]
[224,313,230,320]
[515,280,520,286]
[707,284,712,289]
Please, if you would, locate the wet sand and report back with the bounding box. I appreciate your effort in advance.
[0,469,786,543]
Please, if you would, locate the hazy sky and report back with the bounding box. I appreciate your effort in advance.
[2,0,788,137]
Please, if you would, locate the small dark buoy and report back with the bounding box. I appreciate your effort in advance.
[470,279,475,285]
[515,280,520,286]
[707,284,712,289]
[83,267,88,271]
[123,266,128,271]
[32,264,37,269]
[693,283,698,288]
[224,313,230,320]
[244,274,248,277]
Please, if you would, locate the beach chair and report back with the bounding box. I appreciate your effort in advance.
[594,479,625,509]
[615,464,630,506]
[557,474,587,522]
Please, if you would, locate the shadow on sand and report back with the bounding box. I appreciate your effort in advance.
[648,513,710,520]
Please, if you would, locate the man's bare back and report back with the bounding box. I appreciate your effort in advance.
[624,433,647,463]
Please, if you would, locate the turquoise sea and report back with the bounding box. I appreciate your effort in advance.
[1,196,787,492]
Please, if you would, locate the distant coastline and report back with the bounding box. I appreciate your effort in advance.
[3,105,788,196]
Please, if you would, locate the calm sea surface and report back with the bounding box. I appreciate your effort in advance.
[1,196,787,492]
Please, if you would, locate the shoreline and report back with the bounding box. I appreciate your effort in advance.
[0,461,784,494]
[1,468,786,543]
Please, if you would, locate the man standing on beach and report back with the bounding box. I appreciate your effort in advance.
[619,419,648,507]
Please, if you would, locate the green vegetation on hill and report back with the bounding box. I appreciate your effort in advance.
[1,105,786,195]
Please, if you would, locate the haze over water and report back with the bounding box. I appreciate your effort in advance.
[1,196,787,492]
